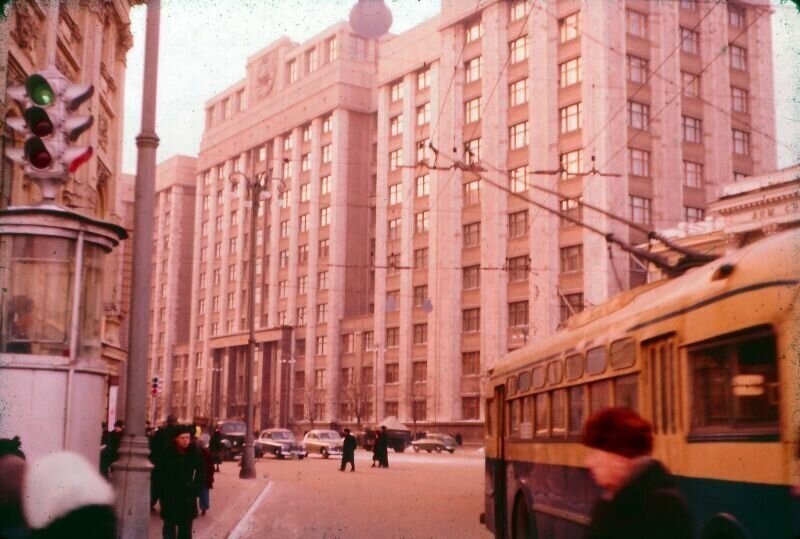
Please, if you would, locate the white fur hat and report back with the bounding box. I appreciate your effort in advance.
[23,451,115,530]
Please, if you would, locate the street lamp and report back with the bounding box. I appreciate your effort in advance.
[228,169,285,479]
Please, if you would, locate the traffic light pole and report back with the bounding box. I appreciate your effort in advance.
[112,1,161,538]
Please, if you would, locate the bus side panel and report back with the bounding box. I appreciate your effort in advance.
[677,476,800,538]
[485,457,500,536]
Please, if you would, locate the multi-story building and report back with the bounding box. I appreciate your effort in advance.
[145,155,197,422]
[191,0,776,437]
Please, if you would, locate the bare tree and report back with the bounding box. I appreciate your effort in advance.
[408,376,427,439]
[341,367,371,426]
[303,384,318,430]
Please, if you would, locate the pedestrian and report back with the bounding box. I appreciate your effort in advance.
[209,428,223,472]
[197,440,215,516]
[150,414,179,512]
[340,429,357,472]
[375,426,389,468]
[23,451,117,539]
[154,425,205,539]
[582,407,693,539]
[455,432,463,446]
[0,436,27,539]
[99,419,124,479]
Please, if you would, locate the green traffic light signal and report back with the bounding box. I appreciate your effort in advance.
[25,74,55,107]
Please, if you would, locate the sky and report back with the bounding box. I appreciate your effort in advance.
[121,0,800,175]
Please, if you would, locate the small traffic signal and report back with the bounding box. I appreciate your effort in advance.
[5,66,94,199]
[151,377,160,396]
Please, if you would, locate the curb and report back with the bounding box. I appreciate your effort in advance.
[226,481,272,539]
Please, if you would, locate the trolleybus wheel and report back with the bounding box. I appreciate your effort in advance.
[512,494,536,539]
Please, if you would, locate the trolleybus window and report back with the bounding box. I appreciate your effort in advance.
[565,353,583,380]
[486,398,494,435]
[522,396,533,439]
[548,360,564,384]
[586,346,607,375]
[610,338,635,369]
[552,389,567,435]
[589,379,612,415]
[568,385,585,436]
[517,370,531,392]
[535,393,549,436]
[615,374,638,410]
[532,365,546,389]
[689,328,779,437]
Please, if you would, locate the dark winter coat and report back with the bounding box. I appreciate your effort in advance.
[342,434,357,459]
[374,431,389,467]
[200,447,215,489]
[154,443,205,523]
[585,458,693,539]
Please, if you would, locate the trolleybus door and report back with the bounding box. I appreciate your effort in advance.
[493,384,507,538]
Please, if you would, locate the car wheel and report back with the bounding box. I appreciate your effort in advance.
[512,494,537,539]
[222,448,232,461]
[448,449,455,454]
[298,455,305,460]
[322,448,329,459]
[435,445,442,453]
[277,453,285,459]
[414,446,420,453]
[426,449,432,453]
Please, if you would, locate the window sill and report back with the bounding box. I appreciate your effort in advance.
[687,431,779,443]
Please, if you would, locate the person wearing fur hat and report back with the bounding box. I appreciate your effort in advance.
[582,407,693,539]
[0,437,28,539]
[22,451,116,539]
[153,425,205,539]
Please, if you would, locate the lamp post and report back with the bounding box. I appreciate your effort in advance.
[228,169,284,478]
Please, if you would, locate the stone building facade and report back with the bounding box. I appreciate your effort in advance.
[189,0,777,436]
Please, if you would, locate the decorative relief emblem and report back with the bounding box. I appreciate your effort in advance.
[98,114,110,153]
[10,3,39,53]
[256,55,276,98]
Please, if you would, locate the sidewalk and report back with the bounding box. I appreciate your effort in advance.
[149,459,270,538]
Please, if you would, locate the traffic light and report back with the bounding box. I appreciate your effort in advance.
[151,376,160,396]
[5,66,94,199]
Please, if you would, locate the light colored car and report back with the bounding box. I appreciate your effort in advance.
[302,429,343,459]
[256,428,307,460]
[411,433,457,453]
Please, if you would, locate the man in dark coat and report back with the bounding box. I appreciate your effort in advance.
[209,428,223,472]
[340,429,357,472]
[154,426,205,539]
[150,415,178,511]
[582,407,693,539]
[375,426,389,468]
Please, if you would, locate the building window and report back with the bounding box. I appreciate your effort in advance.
[510,166,527,193]
[626,9,647,37]
[215,215,223,232]
[415,175,430,198]
[560,102,582,133]
[388,184,403,207]
[287,59,298,83]
[320,207,330,226]
[415,211,429,234]
[413,323,428,345]
[732,129,750,155]
[682,116,703,144]
[228,265,236,282]
[509,36,528,64]
[683,161,703,188]
[390,80,403,102]
[464,138,481,164]
[389,114,403,137]
[321,175,331,195]
[680,27,699,54]
[627,101,649,130]
[318,270,328,289]
[510,0,529,21]
[280,220,290,238]
[508,301,529,328]
[682,71,700,97]
[559,57,581,87]
[300,153,311,172]
[386,327,400,348]
[680,0,697,11]
[729,5,745,27]
[560,293,584,322]
[279,250,289,268]
[315,336,327,355]
[282,161,292,180]
[417,67,431,90]
[628,148,650,177]
[560,149,583,179]
[316,303,327,323]
[465,20,483,43]
[465,56,482,83]
[731,87,748,113]
[322,114,333,133]
[464,97,481,124]
[227,291,235,309]
[508,210,528,239]
[325,36,337,62]
[463,180,481,206]
[321,144,332,164]
[213,268,220,285]
[508,256,528,282]
[684,206,705,223]
[463,265,480,289]
[306,48,318,73]
[314,368,325,388]
[509,122,528,150]
[560,197,582,226]
[229,237,238,254]
[299,213,309,232]
[730,44,747,71]
[413,285,428,308]
[627,55,649,84]
[416,102,430,126]
[302,124,312,143]
[389,149,403,171]
[629,196,652,225]
[462,397,480,420]
[279,280,288,298]
[463,308,480,333]
[413,248,428,270]
[560,244,583,273]
[463,222,480,248]
[298,244,309,264]
[387,217,401,241]
[462,352,480,376]
[318,239,330,259]
[559,12,580,43]
[509,78,528,107]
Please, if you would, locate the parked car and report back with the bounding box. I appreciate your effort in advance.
[302,429,343,459]
[215,420,261,460]
[411,433,457,454]
[256,428,307,459]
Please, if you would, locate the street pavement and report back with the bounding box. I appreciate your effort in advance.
[231,447,493,539]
